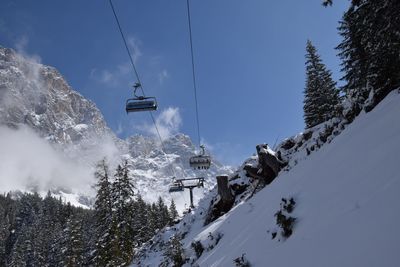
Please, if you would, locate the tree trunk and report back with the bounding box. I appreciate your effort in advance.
[216,176,234,204]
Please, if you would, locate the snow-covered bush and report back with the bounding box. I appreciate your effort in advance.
[163,235,185,267]
[274,198,297,238]
[233,253,251,267]
[191,240,204,259]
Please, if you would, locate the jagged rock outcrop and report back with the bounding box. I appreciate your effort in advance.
[0,46,115,148]
[205,144,286,224]
[255,144,287,183]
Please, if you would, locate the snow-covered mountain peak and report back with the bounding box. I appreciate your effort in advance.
[0,46,114,148]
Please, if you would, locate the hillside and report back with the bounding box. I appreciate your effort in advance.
[132,90,400,266]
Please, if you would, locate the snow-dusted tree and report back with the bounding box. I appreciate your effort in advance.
[0,202,10,265]
[93,159,114,266]
[164,235,185,267]
[303,40,341,128]
[60,216,84,267]
[0,192,95,266]
[337,0,400,116]
[134,194,151,246]
[156,196,170,229]
[149,203,159,235]
[109,161,136,265]
[169,199,179,224]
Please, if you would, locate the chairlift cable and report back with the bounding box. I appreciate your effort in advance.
[108,0,142,92]
[184,0,211,170]
[108,0,177,179]
[186,0,202,148]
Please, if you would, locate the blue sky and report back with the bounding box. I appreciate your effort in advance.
[0,0,349,166]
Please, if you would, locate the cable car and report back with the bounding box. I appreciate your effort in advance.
[189,145,211,170]
[126,83,158,113]
[169,180,184,193]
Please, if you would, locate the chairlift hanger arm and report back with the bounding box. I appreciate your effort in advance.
[133,82,143,98]
[176,177,205,182]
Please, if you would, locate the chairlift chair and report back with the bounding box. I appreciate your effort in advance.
[125,83,158,113]
[189,145,211,170]
[168,180,184,193]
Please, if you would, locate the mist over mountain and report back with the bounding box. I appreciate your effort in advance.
[0,46,232,210]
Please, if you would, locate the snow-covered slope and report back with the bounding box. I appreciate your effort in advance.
[0,46,232,210]
[133,90,400,266]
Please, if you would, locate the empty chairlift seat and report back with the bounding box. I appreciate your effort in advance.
[189,155,211,170]
[126,96,158,113]
[169,181,184,192]
[190,145,211,170]
[125,83,158,113]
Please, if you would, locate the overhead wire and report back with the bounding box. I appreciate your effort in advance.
[186,0,202,148]
[108,0,178,179]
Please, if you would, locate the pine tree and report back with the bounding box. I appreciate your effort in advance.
[35,191,63,266]
[110,161,136,266]
[0,201,10,266]
[337,2,373,118]
[148,203,159,235]
[156,197,170,229]
[337,0,400,116]
[303,40,341,128]
[93,159,113,266]
[135,194,150,246]
[61,215,85,267]
[165,235,185,267]
[0,192,96,267]
[169,199,179,224]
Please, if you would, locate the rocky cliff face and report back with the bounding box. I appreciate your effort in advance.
[0,47,114,147]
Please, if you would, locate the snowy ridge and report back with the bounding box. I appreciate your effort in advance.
[132,91,400,266]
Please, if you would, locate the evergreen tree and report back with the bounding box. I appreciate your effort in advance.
[156,197,170,229]
[93,159,114,266]
[165,235,185,267]
[303,40,341,128]
[337,0,400,116]
[135,194,150,246]
[0,201,10,266]
[61,215,85,267]
[169,199,179,224]
[148,203,159,235]
[0,192,95,267]
[110,161,136,266]
[35,191,63,266]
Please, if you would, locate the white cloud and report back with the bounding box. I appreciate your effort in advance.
[0,126,93,194]
[158,69,169,84]
[15,35,42,64]
[89,34,142,87]
[127,35,142,64]
[100,70,113,83]
[139,107,182,139]
[90,62,131,87]
[116,121,124,135]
